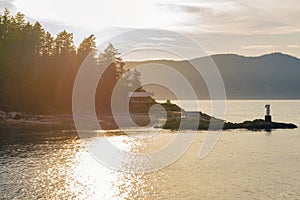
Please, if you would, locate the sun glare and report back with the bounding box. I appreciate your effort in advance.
[14,0,182,31]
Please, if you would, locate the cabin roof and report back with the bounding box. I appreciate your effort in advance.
[128,92,153,98]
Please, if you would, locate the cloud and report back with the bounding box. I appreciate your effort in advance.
[158,0,300,35]
[287,45,300,49]
[6,0,300,58]
[242,45,276,50]
[242,44,300,50]
[148,37,176,41]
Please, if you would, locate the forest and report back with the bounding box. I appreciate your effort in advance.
[0,9,141,114]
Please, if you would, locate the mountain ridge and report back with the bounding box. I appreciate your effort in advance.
[125,52,300,63]
[125,52,300,100]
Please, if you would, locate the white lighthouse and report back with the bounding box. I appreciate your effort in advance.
[264,104,272,122]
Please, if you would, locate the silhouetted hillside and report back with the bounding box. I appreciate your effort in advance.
[126,53,300,99]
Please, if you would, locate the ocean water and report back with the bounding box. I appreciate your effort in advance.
[0,100,300,199]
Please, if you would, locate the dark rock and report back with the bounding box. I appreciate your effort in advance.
[0,110,8,120]
[161,110,297,131]
[159,102,183,112]
[223,119,297,131]
[8,112,23,120]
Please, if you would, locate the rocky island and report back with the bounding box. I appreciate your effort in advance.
[160,102,298,131]
[162,112,297,131]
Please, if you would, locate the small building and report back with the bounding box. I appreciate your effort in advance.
[264,104,272,122]
[128,92,154,113]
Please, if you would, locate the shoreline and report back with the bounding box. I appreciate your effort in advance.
[0,111,297,133]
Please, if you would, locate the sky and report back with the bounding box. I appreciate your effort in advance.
[1,0,300,60]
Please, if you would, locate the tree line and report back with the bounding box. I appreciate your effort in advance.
[0,9,142,114]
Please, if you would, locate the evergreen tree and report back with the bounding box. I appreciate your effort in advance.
[0,9,143,114]
[54,30,76,56]
[77,34,96,59]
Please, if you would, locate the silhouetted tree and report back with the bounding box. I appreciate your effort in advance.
[0,9,143,114]
[54,30,76,56]
[96,43,126,114]
[77,34,96,60]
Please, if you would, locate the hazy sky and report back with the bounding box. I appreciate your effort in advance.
[1,0,300,59]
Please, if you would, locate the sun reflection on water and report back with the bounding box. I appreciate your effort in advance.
[58,128,181,199]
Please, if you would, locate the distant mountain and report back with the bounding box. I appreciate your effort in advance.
[125,53,300,99]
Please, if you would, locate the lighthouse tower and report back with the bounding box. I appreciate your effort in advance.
[265,104,272,122]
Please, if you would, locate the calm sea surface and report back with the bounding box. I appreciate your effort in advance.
[1,100,300,199]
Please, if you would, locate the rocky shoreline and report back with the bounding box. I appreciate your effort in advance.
[0,102,298,133]
[223,119,297,131]
[162,113,297,131]
[0,110,75,133]
[159,103,298,131]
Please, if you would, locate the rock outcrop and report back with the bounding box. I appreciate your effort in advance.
[0,110,24,120]
[223,119,297,131]
[160,103,298,131]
